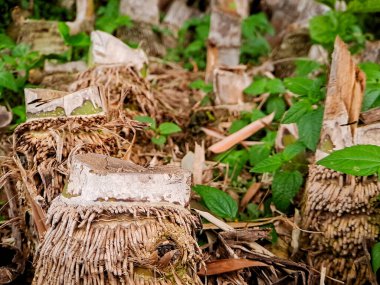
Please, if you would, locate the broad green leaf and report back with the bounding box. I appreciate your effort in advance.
[249,144,271,166]
[66,33,91,47]
[158,122,182,135]
[151,135,166,146]
[251,154,283,173]
[216,149,249,180]
[266,78,285,94]
[58,22,70,38]
[284,77,313,96]
[317,145,380,176]
[229,119,249,134]
[266,96,286,120]
[282,100,312,123]
[12,105,26,123]
[282,142,306,161]
[362,89,380,111]
[0,34,15,49]
[189,79,213,93]
[244,78,266,96]
[272,170,303,212]
[193,185,238,219]
[0,71,18,92]
[371,242,380,273]
[242,13,274,38]
[298,108,324,151]
[133,115,156,129]
[295,59,321,77]
[250,109,266,121]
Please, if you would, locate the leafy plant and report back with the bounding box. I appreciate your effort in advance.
[309,10,366,53]
[318,144,380,176]
[193,185,238,219]
[0,34,42,123]
[166,15,210,70]
[358,62,380,111]
[95,0,132,34]
[240,13,274,64]
[372,242,380,274]
[58,22,90,61]
[133,116,181,146]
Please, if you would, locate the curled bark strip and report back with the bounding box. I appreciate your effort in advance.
[208,113,275,153]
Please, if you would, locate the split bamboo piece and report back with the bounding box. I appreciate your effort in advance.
[208,112,274,153]
[301,37,378,285]
[33,153,203,285]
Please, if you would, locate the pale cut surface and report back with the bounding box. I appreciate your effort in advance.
[67,153,192,206]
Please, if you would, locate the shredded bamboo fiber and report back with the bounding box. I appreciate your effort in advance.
[69,64,157,119]
[33,196,203,285]
[302,164,380,284]
[13,115,141,206]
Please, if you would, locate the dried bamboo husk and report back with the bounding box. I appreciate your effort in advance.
[33,153,203,285]
[69,64,157,119]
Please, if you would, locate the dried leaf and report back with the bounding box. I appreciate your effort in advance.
[198,258,267,276]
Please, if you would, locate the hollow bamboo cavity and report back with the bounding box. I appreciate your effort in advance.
[33,153,203,285]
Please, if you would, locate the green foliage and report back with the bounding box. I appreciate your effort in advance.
[166,16,210,70]
[309,11,366,53]
[272,170,303,212]
[244,77,285,96]
[95,0,132,34]
[0,35,42,123]
[371,242,380,273]
[358,62,380,111]
[241,13,274,64]
[297,108,324,151]
[317,145,380,176]
[133,116,181,146]
[192,185,238,219]
[189,79,213,93]
[58,22,90,61]
[215,149,249,181]
[348,0,380,13]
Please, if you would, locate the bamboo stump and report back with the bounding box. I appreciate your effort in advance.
[10,87,141,258]
[301,37,378,284]
[33,153,203,285]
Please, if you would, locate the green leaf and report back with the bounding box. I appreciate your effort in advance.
[282,142,306,161]
[244,78,267,96]
[295,59,321,77]
[133,115,156,129]
[0,71,18,92]
[317,145,380,176]
[251,154,283,173]
[282,100,312,123]
[158,122,182,135]
[249,144,271,166]
[0,34,15,49]
[272,170,303,212]
[12,105,26,123]
[192,185,238,219]
[229,119,249,134]
[266,96,286,121]
[189,79,213,93]
[371,242,380,273]
[216,149,249,180]
[152,135,166,146]
[348,0,380,13]
[284,77,313,96]
[58,22,70,38]
[298,108,324,151]
[266,78,285,94]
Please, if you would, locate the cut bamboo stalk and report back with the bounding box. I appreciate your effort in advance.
[208,113,274,153]
[33,153,203,284]
[119,0,160,25]
[66,0,94,34]
[301,37,377,285]
[205,0,248,83]
[67,154,191,206]
[163,0,197,31]
[213,65,251,105]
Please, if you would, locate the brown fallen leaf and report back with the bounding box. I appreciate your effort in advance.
[240,182,261,210]
[197,258,268,276]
